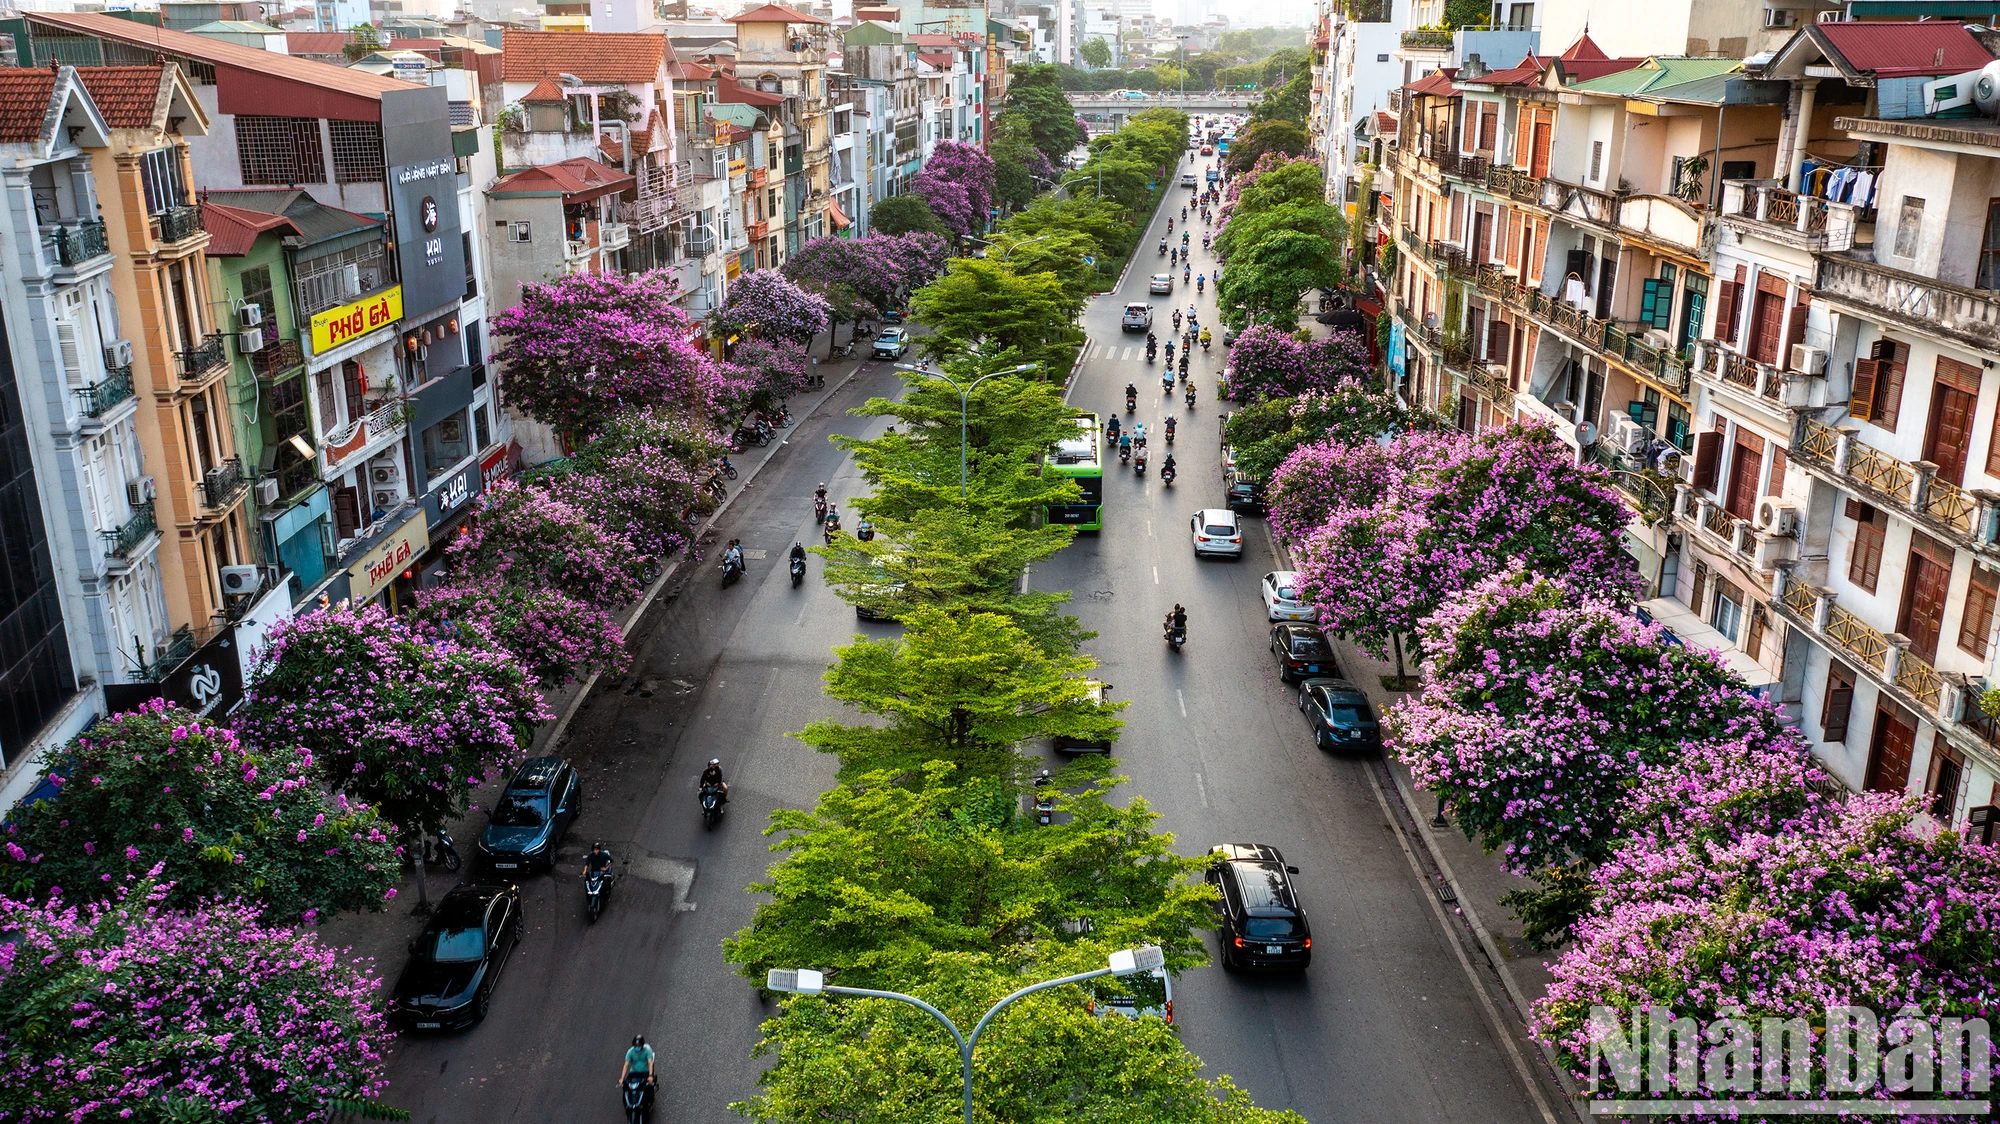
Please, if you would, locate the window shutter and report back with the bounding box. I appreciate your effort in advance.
[1849,359,1880,421]
[1822,666,1854,743]
[1641,278,1660,325]
[1565,247,1589,283]
[55,321,83,387]
[1693,429,1723,490]
[1714,279,1737,341]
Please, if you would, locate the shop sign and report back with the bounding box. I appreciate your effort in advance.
[311,285,404,354]
[348,510,431,601]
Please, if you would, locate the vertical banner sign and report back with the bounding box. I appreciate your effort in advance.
[380,86,467,320]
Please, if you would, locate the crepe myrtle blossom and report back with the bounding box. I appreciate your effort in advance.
[448,479,650,608]
[543,406,724,561]
[716,269,831,344]
[912,141,997,239]
[0,700,396,920]
[1225,327,1373,404]
[0,877,392,1122]
[415,578,628,690]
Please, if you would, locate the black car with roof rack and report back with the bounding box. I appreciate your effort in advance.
[1207,843,1312,972]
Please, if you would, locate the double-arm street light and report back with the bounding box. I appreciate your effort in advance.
[964,233,1051,261]
[893,361,1039,499]
[768,944,1167,1124]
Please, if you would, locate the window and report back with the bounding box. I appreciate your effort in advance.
[1982,200,2000,290]
[1711,580,1743,642]
[1866,704,1916,793]
[509,222,532,243]
[1894,196,1925,260]
[1899,535,1952,662]
[1962,566,2000,657]
[421,412,470,481]
[1927,738,1965,820]
[138,148,186,215]
[234,116,325,186]
[1852,338,1908,431]
[1822,663,1855,742]
[1846,499,1888,592]
[1588,140,1603,182]
[328,120,384,184]
[462,232,477,299]
[473,403,490,451]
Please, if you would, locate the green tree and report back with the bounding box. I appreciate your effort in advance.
[1152,62,1187,90]
[988,112,1045,212]
[911,256,1083,366]
[1001,63,1084,162]
[791,608,1124,785]
[1217,228,1344,329]
[989,226,1100,301]
[1224,119,1311,173]
[1080,36,1112,68]
[1000,193,1132,260]
[1444,0,1491,26]
[872,194,952,238]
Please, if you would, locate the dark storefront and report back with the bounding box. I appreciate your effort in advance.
[0,316,77,767]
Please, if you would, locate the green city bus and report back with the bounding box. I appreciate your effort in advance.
[1046,413,1104,531]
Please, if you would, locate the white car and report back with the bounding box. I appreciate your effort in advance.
[1261,571,1316,621]
[1092,967,1173,1023]
[1191,508,1242,558]
[1150,273,1174,295]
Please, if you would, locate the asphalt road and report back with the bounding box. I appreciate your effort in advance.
[373,156,1562,1124]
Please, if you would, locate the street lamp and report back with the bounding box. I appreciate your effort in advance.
[893,361,1039,499]
[1057,168,1101,199]
[964,233,1052,261]
[768,945,1167,1124]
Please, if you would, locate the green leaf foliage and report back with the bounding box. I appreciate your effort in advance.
[872,194,953,238]
[912,257,1084,368]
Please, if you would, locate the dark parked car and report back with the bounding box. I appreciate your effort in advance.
[477,756,581,873]
[1225,471,1265,514]
[1270,623,1336,683]
[391,883,523,1029]
[1207,843,1311,972]
[1296,678,1382,753]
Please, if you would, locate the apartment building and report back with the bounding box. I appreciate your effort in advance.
[730,4,833,253]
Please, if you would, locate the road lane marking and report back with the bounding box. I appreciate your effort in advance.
[1194,770,1208,807]
[1146,519,1153,538]
[1177,689,1187,717]
[1153,565,1159,585]
[1362,765,1563,1124]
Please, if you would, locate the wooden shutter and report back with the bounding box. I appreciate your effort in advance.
[1783,288,1811,368]
[1866,705,1916,794]
[1822,665,1855,742]
[1641,278,1661,326]
[1937,355,1983,393]
[1960,566,2000,658]
[1530,118,1551,178]
[1767,446,1787,497]
[1850,508,1886,592]
[1750,290,1785,364]
[1850,358,1880,421]
[54,321,84,387]
[1924,382,1977,486]
[1726,441,1763,519]
[1898,546,1952,662]
[1692,429,1723,490]
[1716,265,1747,344]
[1479,104,1497,151]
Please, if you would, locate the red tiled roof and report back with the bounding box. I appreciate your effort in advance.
[728,3,829,24]
[200,201,301,257]
[75,66,166,129]
[916,51,955,68]
[285,31,348,56]
[1815,21,1991,79]
[670,61,715,80]
[1374,110,1398,133]
[906,33,958,46]
[28,12,409,100]
[718,79,783,107]
[1404,69,1457,96]
[501,29,668,82]
[488,156,635,201]
[1471,55,1547,86]
[521,77,567,103]
[0,71,56,143]
[1561,33,1607,60]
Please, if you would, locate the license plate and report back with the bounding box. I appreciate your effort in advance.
[493,863,518,869]
[1265,945,1282,955]
[1305,665,1319,674]
[416,1021,441,1029]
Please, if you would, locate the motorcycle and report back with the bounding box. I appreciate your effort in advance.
[1185,385,1197,410]
[1164,343,1176,366]
[823,513,842,546]
[1119,443,1131,465]
[1033,769,1055,826]
[1162,368,1174,393]
[1202,335,1211,353]
[790,554,807,587]
[1166,624,1187,653]
[1125,392,1136,414]
[700,782,726,830]
[1179,354,1190,378]
[705,475,727,503]
[814,495,828,524]
[1165,422,1176,445]
[1197,277,1205,294]
[423,830,462,873]
[721,554,744,586]
[718,457,738,480]
[857,519,875,542]
[1134,451,1147,476]
[1146,340,1157,362]
[584,864,616,923]
[622,1074,655,1124]
[1158,239,1167,255]
[1161,463,1177,486]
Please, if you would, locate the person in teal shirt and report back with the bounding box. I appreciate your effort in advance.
[620,1035,655,1090]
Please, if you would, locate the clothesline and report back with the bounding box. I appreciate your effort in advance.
[1799,157,1877,208]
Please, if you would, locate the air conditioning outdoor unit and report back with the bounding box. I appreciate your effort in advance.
[254,477,279,506]
[1485,362,1508,379]
[1641,328,1672,349]
[341,263,362,298]
[1676,452,1696,483]
[1757,497,1799,535]
[126,475,155,505]
[237,302,264,328]
[370,462,399,485]
[1789,343,1826,375]
[103,339,133,367]
[1763,7,1796,28]
[218,564,263,596]
[372,489,399,509]
[238,329,265,354]
[1607,416,1650,455]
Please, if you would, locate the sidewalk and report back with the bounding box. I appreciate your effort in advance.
[318,343,876,977]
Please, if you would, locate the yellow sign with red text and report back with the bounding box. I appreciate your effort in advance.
[310,285,403,354]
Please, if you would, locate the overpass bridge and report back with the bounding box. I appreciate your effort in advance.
[1067,92,1255,128]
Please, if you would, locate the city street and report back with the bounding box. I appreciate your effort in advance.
[366,157,1564,1124]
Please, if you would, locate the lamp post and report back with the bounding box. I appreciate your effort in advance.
[964,233,1052,261]
[1057,168,1100,199]
[894,361,1039,499]
[768,945,1167,1124]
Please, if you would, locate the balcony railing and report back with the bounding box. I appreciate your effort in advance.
[1486,165,1541,202]
[103,501,155,560]
[1438,152,1487,183]
[565,238,591,261]
[1849,441,1915,502]
[748,220,771,243]
[50,218,109,266]
[1817,253,2000,355]
[1449,262,1693,394]
[1825,601,1891,671]
[600,222,631,250]
[178,333,225,382]
[157,204,202,246]
[75,366,134,417]
[136,624,197,682]
[1400,28,1453,49]
[200,458,247,510]
[1720,180,1865,252]
[249,337,304,381]
[1924,476,1980,533]
[1704,500,1739,541]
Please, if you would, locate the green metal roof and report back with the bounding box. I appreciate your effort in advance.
[1569,57,1744,99]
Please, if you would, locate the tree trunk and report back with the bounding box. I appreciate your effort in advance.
[412,838,433,915]
[1391,631,1408,688]
[828,317,842,359]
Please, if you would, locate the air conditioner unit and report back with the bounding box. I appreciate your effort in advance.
[126,475,155,505]
[1607,416,1650,455]
[370,462,400,485]
[1485,362,1508,379]
[1641,328,1672,349]
[1763,7,1795,27]
[341,263,362,298]
[103,339,133,367]
[218,564,263,596]
[254,477,279,506]
[1789,343,1826,375]
[1757,497,1799,535]
[372,489,399,509]
[238,329,265,354]
[237,302,264,328]
[1676,452,1696,483]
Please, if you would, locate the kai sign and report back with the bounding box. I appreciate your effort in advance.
[310,285,404,354]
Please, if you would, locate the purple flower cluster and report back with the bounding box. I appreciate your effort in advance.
[912,141,997,238]
[415,579,628,689]
[545,406,723,561]
[449,479,648,606]
[1226,327,1372,403]
[717,269,831,344]
[0,879,391,1121]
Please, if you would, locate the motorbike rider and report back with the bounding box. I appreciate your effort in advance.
[1164,603,1188,640]
[1134,421,1146,447]
[1125,381,1138,403]
[1164,416,1177,440]
[583,841,615,881]
[621,1035,657,1092]
[1119,432,1132,459]
[700,759,729,805]
[1200,326,1212,350]
[1162,451,1178,479]
[1182,265,1191,283]
[1171,309,1182,332]
[1105,414,1122,440]
[1157,237,1166,254]
[1197,273,1206,292]
[790,541,808,569]
[1181,206,1187,221]
[1164,339,1176,364]
[723,538,745,571]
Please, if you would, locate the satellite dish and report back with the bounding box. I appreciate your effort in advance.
[1575,421,1599,447]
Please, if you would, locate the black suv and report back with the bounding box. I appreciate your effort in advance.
[477,756,581,873]
[1207,843,1312,972]
[1225,471,1264,514]
[1297,678,1382,753]
[1270,623,1337,683]
[390,882,522,1029]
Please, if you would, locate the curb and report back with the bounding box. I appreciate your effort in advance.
[533,359,873,753]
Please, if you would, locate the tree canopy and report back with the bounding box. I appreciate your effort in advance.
[871,194,952,239]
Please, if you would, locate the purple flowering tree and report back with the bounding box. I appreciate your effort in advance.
[1535,791,2000,1112]
[542,407,722,561]
[1280,424,1640,677]
[783,237,880,355]
[1226,327,1373,403]
[886,231,952,291]
[0,879,393,1121]
[912,141,996,238]
[491,270,726,436]
[0,700,397,921]
[237,603,548,848]
[717,268,831,345]
[727,336,812,406]
[1394,569,1782,877]
[415,579,628,690]
[449,479,648,607]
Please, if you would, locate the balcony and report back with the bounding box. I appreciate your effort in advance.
[1486,165,1541,202]
[1539,177,1621,228]
[1816,252,2000,356]
[1467,263,1693,395]
[199,457,248,511]
[1438,152,1487,183]
[748,220,771,243]
[1692,339,1789,408]
[157,204,202,246]
[135,624,198,682]
[749,167,768,189]
[177,333,226,383]
[599,222,631,251]
[1400,28,1453,50]
[249,337,304,381]
[50,218,109,267]
[103,501,156,562]
[75,366,134,418]
[564,238,592,262]
[1720,180,1866,253]
[1775,573,1954,720]
[1793,417,1992,550]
